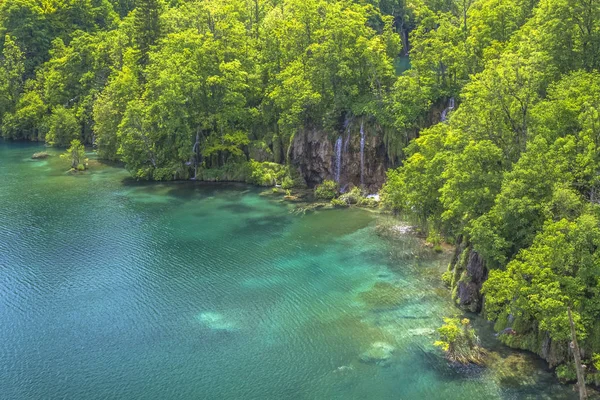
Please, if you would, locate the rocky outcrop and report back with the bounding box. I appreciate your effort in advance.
[456,250,487,312]
[289,120,389,192]
[448,242,487,313]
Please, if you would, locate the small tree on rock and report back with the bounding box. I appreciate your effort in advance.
[434,318,486,364]
[60,140,88,171]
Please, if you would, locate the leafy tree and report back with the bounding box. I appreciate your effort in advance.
[1,90,46,140]
[133,0,163,66]
[0,35,25,131]
[60,139,88,170]
[45,105,79,147]
[483,214,600,341]
[440,139,504,232]
[93,62,140,160]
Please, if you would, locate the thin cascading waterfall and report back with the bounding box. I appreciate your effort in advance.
[360,121,365,187]
[441,97,455,123]
[401,29,409,56]
[344,123,351,155]
[334,135,343,183]
[192,132,200,180]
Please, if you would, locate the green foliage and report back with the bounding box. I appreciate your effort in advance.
[248,161,286,187]
[2,91,45,140]
[46,106,79,147]
[132,0,162,66]
[357,196,379,208]
[314,180,339,200]
[0,35,24,130]
[330,198,348,208]
[483,214,600,341]
[339,186,363,205]
[555,364,577,383]
[434,318,486,364]
[441,270,453,287]
[93,64,140,160]
[60,139,87,170]
[593,354,600,371]
[376,0,600,371]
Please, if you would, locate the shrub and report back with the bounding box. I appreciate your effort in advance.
[153,167,176,181]
[358,196,379,208]
[60,140,88,171]
[248,160,285,186]
[426,226,442,246]
[441,271,453,287]
[315,180,339,200]
[434,318,486,364]
[339,186,363,205]
[331,198,348,207]
[556,364,577,383]
[281,176,295,189]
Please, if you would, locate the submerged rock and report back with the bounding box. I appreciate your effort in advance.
[358,282,408,309]
[407,328,436,336]
[31,151,49,159]
[195,311,238,332]
[359,342,396,366]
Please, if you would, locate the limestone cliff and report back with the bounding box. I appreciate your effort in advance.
[289,120,389,192]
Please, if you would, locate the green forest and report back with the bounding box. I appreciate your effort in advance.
[2,0,600,390]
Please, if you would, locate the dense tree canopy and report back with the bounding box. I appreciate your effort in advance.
[381,0,600,375]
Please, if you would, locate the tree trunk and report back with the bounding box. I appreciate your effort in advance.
[568,307,587,400]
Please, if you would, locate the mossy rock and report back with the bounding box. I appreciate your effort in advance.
[488,352,539,388]
[359,282,407,309]
[31,151,50,159]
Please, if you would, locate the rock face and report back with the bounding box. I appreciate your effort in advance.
[289,121,389,192]
[448,241,487,313]
[31,151,49,159]
[456,250,487,312]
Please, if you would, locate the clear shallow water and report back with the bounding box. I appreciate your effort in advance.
[0,141,575,400]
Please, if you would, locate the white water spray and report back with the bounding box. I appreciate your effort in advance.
[334,136,343,183]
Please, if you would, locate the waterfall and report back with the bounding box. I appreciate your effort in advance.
[401,29,409,56]
[441,97,455,123]
[360,121,365,187]
[191,132,200,180]
[344,123,351,155]
[334,135,343,183]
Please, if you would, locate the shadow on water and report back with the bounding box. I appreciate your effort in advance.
[219,201,256,214]
[233,213,291,237]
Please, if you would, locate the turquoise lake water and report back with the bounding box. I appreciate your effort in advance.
[0,141,576,399]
